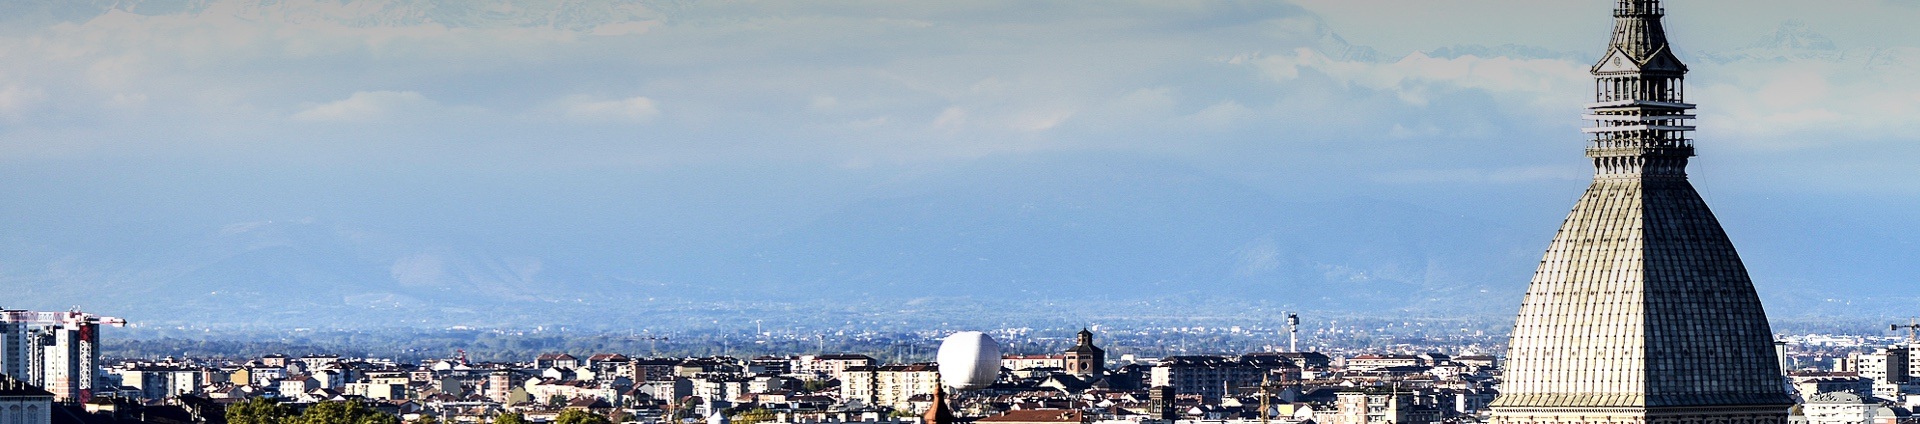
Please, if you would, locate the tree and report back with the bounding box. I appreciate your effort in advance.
[731,408,774,424]
[555,410,613,424]
[228,397,295,424]
[495,413,529,424]
[292,401,401,424]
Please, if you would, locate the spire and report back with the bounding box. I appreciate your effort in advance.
[1584,0,1693,177]
[924,384,958,424]
[1076,328,1093,346]
[1602,0,1683,71]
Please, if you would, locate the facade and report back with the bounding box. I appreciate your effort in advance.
[1149,356,1268,402]
[117,366,205,400]
[1346,355,1420,371]
[1854,348,1908,385]
[1799,392,1884,424]
[1003,355,1067,371]
[0,374,52,424]
[1328,390,1438,424]
[1488,2,1795,424]
[839,364,938,411]
[0,324,25,381]
[796,354,875,381]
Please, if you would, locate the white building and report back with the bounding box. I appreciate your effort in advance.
[1801,392,1890,424]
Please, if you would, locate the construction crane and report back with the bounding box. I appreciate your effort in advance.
[1892,318,1920,343]
[0,308,128,327]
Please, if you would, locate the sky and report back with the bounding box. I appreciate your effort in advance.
[0,0,1916,325]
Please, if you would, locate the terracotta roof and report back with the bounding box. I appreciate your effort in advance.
[976,409,1085,423]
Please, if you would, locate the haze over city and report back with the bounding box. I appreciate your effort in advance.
[0,0,1915,330]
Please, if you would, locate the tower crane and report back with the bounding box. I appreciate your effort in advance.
[0,309,129,327]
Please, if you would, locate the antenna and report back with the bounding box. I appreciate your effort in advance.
[1286,313,1300,352]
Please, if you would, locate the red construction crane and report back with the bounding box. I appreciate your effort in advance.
[0,308,128,327]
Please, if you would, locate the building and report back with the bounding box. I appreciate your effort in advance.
[0,310,125,402]
[0,323,27,381]
[116,366,205,400]
[1002,355,1066,371]
[632,358,680,382]
[1345,355,1419,371]
[1149,356,1269,402]
[973,409,1089,424]
[1791,372,1872,400]
[0,373,52,424]
[1800,392,1893,424]
[1327,390,1437,424]
[840,364,938,411]
[796,354,874,381]
[535,354,580,370]
[1063,329,1105,377]
[1488,2,1796,424]
[1854,348,1908,385]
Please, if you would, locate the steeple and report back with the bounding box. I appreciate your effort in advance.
[923,384,958,424]
[1606,0,1675,62]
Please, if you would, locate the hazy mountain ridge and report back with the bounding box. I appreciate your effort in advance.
[0,154,1540,326]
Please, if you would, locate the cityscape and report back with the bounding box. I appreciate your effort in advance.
[2,2,1918,424]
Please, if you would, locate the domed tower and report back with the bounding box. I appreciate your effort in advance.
[1063,328,1105,377]
[1488,2,1794,424]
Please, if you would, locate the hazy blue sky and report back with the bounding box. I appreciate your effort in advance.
[0,1,1912,190]
[0,0,1915,324]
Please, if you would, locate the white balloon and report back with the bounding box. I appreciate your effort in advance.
[936,331,1003,390]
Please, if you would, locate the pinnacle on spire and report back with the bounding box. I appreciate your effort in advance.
[1614,0,1663,17]
[924,384,958,424]
[1603,0,1678,67]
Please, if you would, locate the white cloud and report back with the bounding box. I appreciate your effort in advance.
[932,107,967,131]
[1374,165,1590,184]
[1690,49,1920,148]
[559,95,661,123]
[0,84,45,119]
[1009,108,1073,132]
[292,91,439,122]
[1252,48,1590,109]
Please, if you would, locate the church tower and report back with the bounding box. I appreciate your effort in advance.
[1063,328,1105,377]
[1488,2,1794,424]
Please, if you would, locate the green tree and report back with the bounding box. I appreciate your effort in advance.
[554,410,612,424]
[227,397,295,424]
[494,413,529,424]
[292,401,401,424]
[731,408,774,424]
